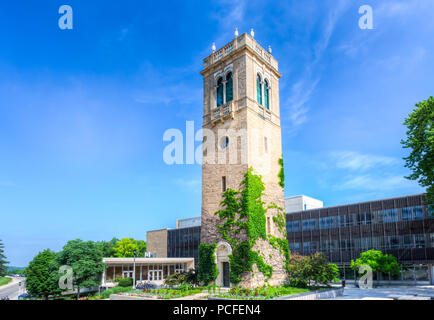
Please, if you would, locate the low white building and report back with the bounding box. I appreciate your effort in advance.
[285,195,323,214]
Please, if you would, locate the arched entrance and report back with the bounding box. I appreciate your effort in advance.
[215,241,232,287]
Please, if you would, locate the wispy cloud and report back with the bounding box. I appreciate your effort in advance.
[336,174,417,192]
[285,0,349,131]
[330,151,397,171]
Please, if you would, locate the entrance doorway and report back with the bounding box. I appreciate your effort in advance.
[223,262,230,287]
[148,270,163,281]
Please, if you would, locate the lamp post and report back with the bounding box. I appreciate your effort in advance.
[133,249,137,289]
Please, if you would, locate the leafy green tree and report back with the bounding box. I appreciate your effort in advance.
[57,239,104,299]
[401,96,434,210]
[96,237,119,257]
[113,238,146,257]
[351,250,400,276]
[136,240,147,256]
[0,240,8,276]
[24,249,61,300]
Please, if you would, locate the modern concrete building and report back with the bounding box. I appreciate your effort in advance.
[286,194,434,284]
[176,216,201,229]
[285,195,323,214]
[146,194,434,284]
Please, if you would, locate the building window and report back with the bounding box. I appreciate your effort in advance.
[225,72,233,103]
[413,206,423,220]
[267,216,271,234]
[222,176,226,192]
[264,137,268,153]
[302,218,316,231]
[217,77,224,107]
[264,79,270,109]
[220,136,229,149]
[257,74,262,105]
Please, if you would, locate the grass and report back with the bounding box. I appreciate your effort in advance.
[211,285,310,300]
[120,288,203,300]
[0,277,12,286]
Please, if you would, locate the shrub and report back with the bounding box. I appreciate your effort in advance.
[100,286,132,299]
[118,277,133,287]
[288,252,339,287]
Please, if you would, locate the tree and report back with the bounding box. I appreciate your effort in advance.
[401,96,434,210]
[0,240,8,276]
[113,238,145,257]
[57,239,104,299]
[24,249,61,300]
[96,237,119,257]
[288,252,339,288]
[351,250,400,276]
[136,240,147,256]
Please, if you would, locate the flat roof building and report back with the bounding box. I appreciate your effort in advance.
[101,257,195,287]
[285,195,323,213]
[145,194,434,284]
[286,194,434,283]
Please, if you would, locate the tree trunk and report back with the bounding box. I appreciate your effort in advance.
[77,287,80,300]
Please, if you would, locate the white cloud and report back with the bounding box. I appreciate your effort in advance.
[285,0,349,131]
[336,174,420,192]
[330,151,398,171]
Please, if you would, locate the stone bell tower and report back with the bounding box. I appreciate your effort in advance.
[200,31,286,288]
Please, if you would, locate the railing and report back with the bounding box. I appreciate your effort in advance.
[212,101,234,121]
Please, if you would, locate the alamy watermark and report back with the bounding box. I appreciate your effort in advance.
[58,265,74,290]
[58,5,73,30]
[359,5,374,30]
[358,265,373,289]
[162,121,273,173]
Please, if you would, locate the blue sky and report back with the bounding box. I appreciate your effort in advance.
[0,0,433,266]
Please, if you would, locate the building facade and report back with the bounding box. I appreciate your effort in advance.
[286,194,434,282]
[285,195,323,214]
[200,32,286,287]
[147,194,434,284]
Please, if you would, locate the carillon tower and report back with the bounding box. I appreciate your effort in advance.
[200,30,286,288]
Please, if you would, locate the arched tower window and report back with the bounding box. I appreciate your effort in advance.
[225,72,233,103]
[257,74,262,105]
[217,77,224,107]
[264,79,270,110]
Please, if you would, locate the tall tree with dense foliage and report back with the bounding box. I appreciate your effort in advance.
[351,250,400,276]
[57,239,104,298]
[24,249,61,300]
[113,238,146,257]
[0,240,8,276]
[96,237,119,257]
[401,96,434,210]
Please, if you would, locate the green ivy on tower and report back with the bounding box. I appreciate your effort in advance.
[213,167,289,284]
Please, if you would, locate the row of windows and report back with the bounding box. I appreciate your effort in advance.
[287,206,432,232]
[289,233,434,253]
[216,72,271,110]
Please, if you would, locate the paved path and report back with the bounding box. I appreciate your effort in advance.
[324,285,434,300]
[0,277,26,300]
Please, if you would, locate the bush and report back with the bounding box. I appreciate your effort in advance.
[164,273,187,287]
[100,286,132,299]
[118,277,133,287]
[288,252,339,287]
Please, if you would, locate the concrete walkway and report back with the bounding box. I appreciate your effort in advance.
[324,285,434,300]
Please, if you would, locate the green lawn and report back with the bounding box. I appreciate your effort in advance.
[0,277,12,286]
